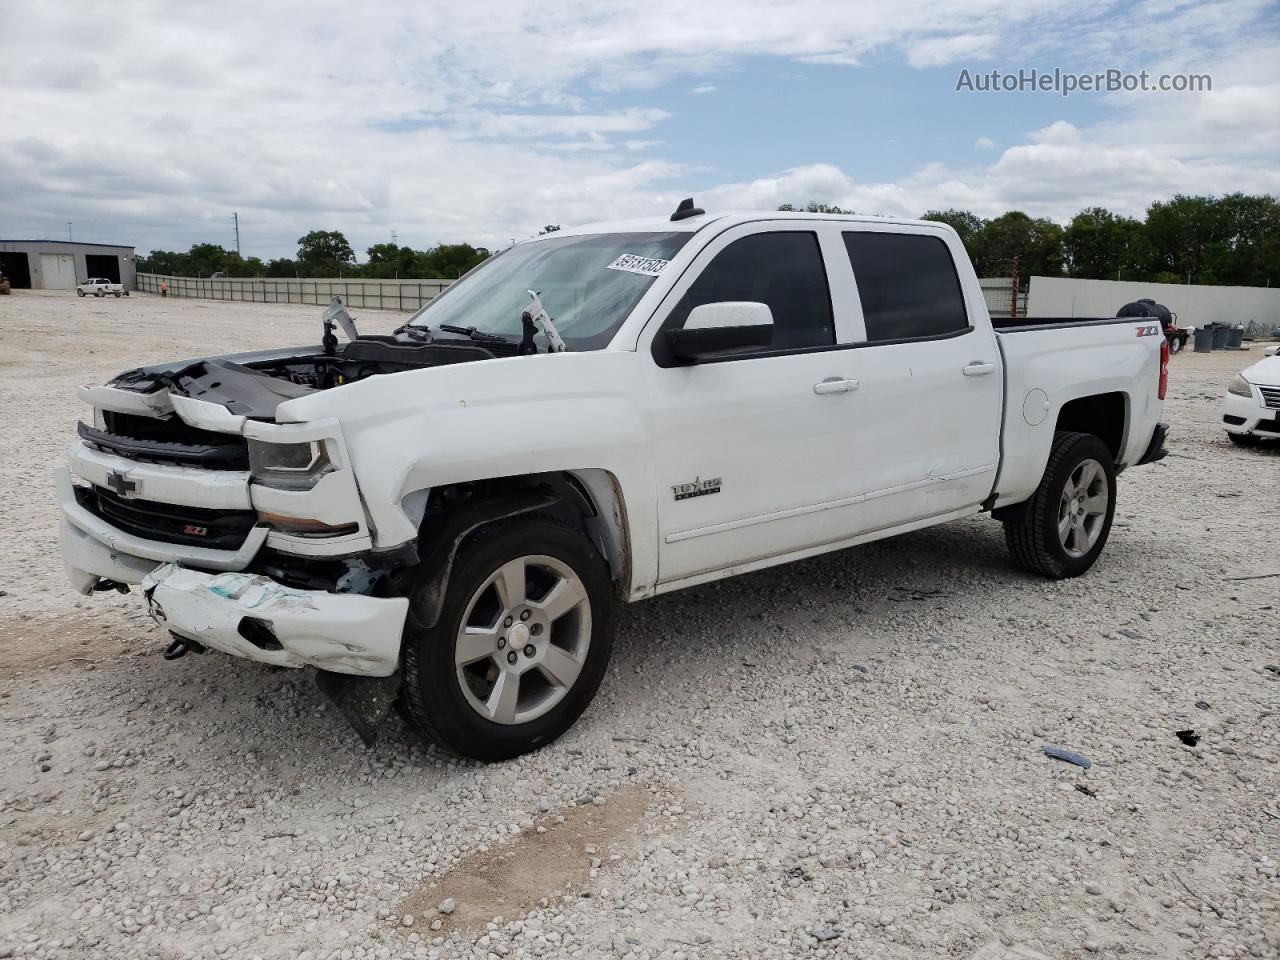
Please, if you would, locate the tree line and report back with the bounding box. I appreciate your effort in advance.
[138,194,1278,287]
[137,230,491,280]
[786,194,1279,286]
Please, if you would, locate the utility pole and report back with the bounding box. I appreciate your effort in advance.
[67,222,73,241]
[391,229,398,246]
[232,212,241,256]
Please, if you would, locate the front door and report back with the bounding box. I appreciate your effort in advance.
[644,224,865,584]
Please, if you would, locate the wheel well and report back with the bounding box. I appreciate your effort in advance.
[1055,392,1127,461]
[416,470,629,591]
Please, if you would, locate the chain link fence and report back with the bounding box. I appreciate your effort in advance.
[137,273,452,312]
[979,278,1026,319]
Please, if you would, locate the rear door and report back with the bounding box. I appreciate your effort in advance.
[643,222,867,585]
[837,227,1002,530]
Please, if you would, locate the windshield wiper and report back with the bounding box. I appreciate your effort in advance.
[437,324,515,345]
[392,322,432,342]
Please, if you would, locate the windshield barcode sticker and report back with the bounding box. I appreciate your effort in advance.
[606,254,670,277]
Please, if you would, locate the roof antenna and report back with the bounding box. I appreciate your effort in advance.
[670,197,705,222]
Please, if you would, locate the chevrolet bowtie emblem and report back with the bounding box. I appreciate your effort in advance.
[105,470,138,497]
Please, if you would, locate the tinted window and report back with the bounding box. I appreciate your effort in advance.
[843,232,968,342]
[666,232,834,350]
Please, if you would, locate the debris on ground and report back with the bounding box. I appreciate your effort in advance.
[1044,745,1093,768]
[1175,730,1200,747]
[890,586,952,602]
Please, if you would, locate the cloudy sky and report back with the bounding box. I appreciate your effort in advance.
[2,0,1277,259]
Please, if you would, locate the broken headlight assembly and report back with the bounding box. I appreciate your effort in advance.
[1226,374,1254,398]
[248,438,335,490]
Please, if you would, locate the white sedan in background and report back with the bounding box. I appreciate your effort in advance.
[1223,344,1280,446]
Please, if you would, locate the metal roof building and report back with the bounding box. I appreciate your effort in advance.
[0,240,137,291]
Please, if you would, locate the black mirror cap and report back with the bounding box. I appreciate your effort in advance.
[664,323,773,362]
[670,197,705,222]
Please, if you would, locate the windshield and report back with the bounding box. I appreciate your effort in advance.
[408,232,692,350]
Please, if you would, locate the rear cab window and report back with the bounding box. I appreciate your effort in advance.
[842,232,970,343]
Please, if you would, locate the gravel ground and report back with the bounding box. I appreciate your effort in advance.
[0,289,1277,960]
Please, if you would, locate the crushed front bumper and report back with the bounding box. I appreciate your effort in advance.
[142,564,408,677]
[58,465,408,678]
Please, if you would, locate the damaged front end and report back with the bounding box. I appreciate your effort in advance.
[56,307,508,742]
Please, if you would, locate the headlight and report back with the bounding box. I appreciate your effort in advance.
[248,439,334,490]
[1227,375,1254,398]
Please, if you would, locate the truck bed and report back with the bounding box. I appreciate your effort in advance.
[990,315,1165,508]
[992,315,1133,331]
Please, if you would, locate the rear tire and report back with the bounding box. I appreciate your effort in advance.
[400,517,614,761]
[1168,336,1182,354]
[1003,431,1117,579]
[1228,432,1259,447]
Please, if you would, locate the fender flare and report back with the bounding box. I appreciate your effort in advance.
[400,490,560,632]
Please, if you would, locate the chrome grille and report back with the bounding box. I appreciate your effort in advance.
[1259,385,1280,409]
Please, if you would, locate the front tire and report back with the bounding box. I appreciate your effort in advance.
[1228,432,1260,447]
[1003,431,1117,579]
[76,289,85,297]
[400,517,614,761]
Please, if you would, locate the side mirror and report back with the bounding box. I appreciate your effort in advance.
[1264,344,1279,357]
[665,302,774,362]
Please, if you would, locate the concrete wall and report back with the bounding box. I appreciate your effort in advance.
[0,240,137,290]
[1028,276,1280,335]
[137,273,452,312]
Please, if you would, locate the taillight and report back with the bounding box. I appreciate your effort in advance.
[1158,337,1169,400]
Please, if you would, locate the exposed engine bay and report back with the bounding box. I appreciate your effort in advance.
[109,341,511,428]
[101,296,560,420]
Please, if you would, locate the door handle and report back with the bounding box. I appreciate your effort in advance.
[814,377,860,395]
[963,361,996,377]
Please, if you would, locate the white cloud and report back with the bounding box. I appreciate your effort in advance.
[691,84,717,94]
[0,0,1275,258]
[974,136,996,149]
[906,32,998,68]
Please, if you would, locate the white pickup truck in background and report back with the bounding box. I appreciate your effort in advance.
[76,278,128,297]
[56,203,1169,759]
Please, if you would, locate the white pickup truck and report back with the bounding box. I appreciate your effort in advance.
[77,278,128,298]
[56,204,1169,760]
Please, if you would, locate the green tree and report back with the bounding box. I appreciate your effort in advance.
[1064,208,1146,280]
[136,249,187,275]
[777,202,856,214]
[921,209,987,262]
[415,242,489,279]
[977,212,1064,277]
[265,257,300,278]
[364,242,418,279]
[1143,195,1222,283]
[296,230,355,275]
